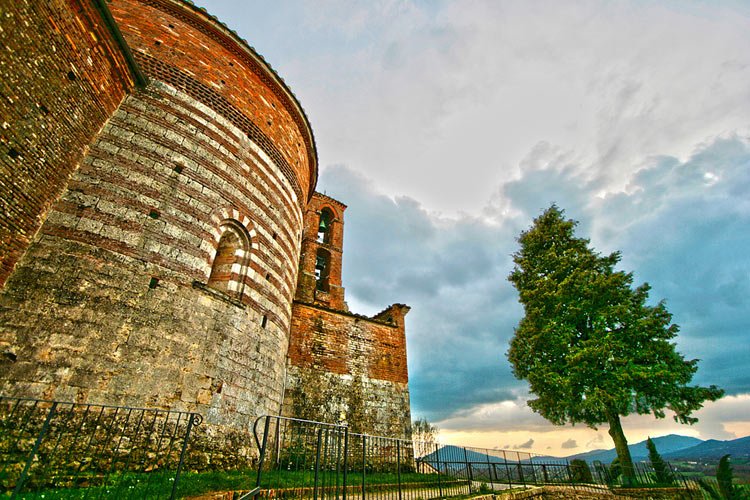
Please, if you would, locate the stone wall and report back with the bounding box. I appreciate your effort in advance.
[0,0,137,287]
[108,0,317,206]
[501,485,700,499]
[0,0,318,436]
[286,302,412,438]
[0,82,301,429]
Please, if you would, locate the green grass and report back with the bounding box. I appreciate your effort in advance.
[5,468,464,499]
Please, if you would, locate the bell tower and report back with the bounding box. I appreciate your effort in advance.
[287,191,412,438]
[295,193,347,310]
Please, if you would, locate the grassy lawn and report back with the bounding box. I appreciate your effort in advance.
[5,469,464,499]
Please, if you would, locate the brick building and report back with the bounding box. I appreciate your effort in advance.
[286,193,411,438]
[0,0,411,450]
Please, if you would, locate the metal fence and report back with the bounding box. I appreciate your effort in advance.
[0,396,201,499]
[252,415,720,500]
[1,401,738,499]
[252,415,558,500]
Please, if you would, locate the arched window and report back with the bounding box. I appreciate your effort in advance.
[208,219,250,297]
[318,208,333,244]
[315,248,331,292]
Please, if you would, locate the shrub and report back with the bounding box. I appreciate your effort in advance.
[570,459,593,483]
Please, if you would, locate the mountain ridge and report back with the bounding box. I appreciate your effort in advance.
[563,434,703,463]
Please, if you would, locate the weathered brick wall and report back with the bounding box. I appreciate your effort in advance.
[286,302,412,438]
[0,0,136,287]
[109,0,317,207]
[0,81,301,429]
[287,191,412,438]
[0,0,317,437]
[295,193,347,309]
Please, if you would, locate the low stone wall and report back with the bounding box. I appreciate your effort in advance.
[499,485,700,499]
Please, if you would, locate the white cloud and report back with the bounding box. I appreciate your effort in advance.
[195,0,750,446]
[320,133,750,435]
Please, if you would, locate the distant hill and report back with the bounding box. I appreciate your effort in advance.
[664,435,750,461]
[423,435,750,469]
[565,434,703,464]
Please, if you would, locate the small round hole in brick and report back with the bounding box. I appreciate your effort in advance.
[148,209,160,219]
[261,315,268,328]
[148,277,159,289]
[173,164,184,174]
[8,148,20,160]
[265,273,271,281]
[67,71,76,81]
[155,40,162,46]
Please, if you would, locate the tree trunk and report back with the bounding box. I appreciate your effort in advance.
[607,411,636,485]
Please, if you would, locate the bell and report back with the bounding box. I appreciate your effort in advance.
[318,218,328,232]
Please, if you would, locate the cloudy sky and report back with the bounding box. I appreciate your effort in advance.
[195,0,750,456]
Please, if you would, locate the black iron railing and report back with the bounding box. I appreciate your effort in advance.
[252,415,551,500]
[251,415,712,500]
[0,396,201,499]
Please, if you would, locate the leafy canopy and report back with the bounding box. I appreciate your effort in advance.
[507,205,723,428]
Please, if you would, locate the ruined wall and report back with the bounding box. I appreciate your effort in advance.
[0,0,137,287]
[286,193,412,439]
[286,303,412,438]
[0,0,316,435]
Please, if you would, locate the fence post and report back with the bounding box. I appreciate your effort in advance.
[485,450,493,485]
[170,412,201,500]
[255,416,272,490]
[13,401,58,497]
[362,435,366,500]
[529,456,538,484]
[275,416,281,467]
[503,450,512,490]
[464,447,473,492]
[343,427,349,500]
[397,440,403,500]
[436,443,443,499]
[314,427,323,500]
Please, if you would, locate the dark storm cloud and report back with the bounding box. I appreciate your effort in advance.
[318,133,750,428]
[500,134,750,397]
[592,135,750,395]
[319,165,526,421]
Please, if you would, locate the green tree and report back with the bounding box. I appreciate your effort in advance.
[701,455,749,500]
[717,454,738,499]
[507,205,723,484]
[570,459,594,483]
[646,437,674,485]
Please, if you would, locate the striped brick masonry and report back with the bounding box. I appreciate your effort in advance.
[0,0,412,455]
